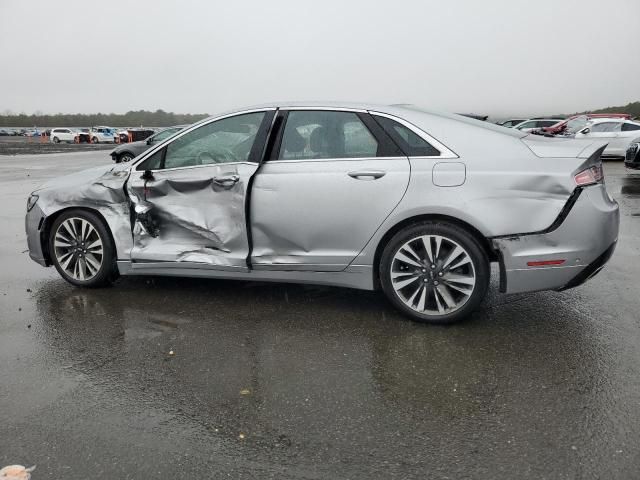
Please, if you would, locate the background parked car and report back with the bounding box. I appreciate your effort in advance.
[538,113,632,136]
[625,142,640,170]
[513,118,563,132]
[115,128,156,144]
[89,126,116,144]
[496,118,528,128]
[574,119,640,159]
[50,128,77,143]
[110,125,186,163]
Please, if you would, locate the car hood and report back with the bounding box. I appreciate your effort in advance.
[111,140,147,154]
[34,163,132,215]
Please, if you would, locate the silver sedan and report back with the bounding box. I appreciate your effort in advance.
[25,103,620,323]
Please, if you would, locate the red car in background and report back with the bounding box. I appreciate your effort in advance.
[537,113,631,136]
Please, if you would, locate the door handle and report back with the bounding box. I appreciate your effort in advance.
[348,170,386,180]
[212,174,240,188]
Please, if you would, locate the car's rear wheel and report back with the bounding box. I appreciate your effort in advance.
[380,222,490,324]
[119,152,134,163]
[92,137,99,144]
[52,136,60,143]
[49,210,115,287]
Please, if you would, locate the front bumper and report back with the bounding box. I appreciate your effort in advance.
[493,184,619,294]
[624,143,640,170]
[25,203,48,267]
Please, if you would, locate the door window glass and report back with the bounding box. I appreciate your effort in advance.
[162,112,265,169]
[591,122,621,133]
[278,111,378,160]
[621,123,640,132]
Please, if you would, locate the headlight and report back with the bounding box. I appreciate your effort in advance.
[26,194,39,212]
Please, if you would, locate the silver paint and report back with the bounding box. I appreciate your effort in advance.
[25,102,620,296]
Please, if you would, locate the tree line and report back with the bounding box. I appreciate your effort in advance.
[0,109,210,128]
[558,101,640,119]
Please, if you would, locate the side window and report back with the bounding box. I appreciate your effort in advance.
[374,115,440,156]
[161,112,265,169]
[278,111,378,160]
[137,148,164,171]
[622,123,640,132]
[591,122,619,133]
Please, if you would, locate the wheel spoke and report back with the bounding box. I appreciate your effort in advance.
[443,273,475,286]
[84,253,100,273]
[442,246,465,270]
[433,288,445,314]
[421,236,434,263]
[61,221,76,240]
[444,281,473,296]
[54,238,73,248]
[59,251,74,270]
[436,284,457,309]
[448,256,471,271]
[393,274,420,289]
[395,251,422,268]
[404,283,422,307]
[416,286,427,311]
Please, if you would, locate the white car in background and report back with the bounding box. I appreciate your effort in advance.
[50,128,77,144]
[89,126,116,144]
[574,119,640,159]
[513,118,564,133]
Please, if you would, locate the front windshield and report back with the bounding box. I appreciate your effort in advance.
[564,116,589,134]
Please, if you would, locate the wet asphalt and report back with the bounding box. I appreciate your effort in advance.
[0,152,639,479]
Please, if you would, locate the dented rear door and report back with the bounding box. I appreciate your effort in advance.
[126,110,274,271]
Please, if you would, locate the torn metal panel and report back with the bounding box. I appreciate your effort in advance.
[126,163,257,268]
[32,163,133,260]
[492,184,619,294]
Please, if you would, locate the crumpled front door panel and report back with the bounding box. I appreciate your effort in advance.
[127,163,257,269]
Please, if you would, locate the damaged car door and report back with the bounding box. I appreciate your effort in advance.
[126,110,273,271]
[250,109,411,271]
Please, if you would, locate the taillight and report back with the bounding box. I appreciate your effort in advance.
[574,164,604,186]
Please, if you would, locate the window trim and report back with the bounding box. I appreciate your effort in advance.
[369,111,458,158]
[269,109,399,163]
[134,108,276,172]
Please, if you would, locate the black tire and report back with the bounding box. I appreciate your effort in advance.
[380,222,490,324]
[53,136,60,144]
[119,152,134,163]
[92,137,99,144]
[49,209,116,288]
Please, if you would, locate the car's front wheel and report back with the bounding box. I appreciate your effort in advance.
[380,222,490,324]
[92,137,99,144]
[52,136,60,143]
[49,210,115,287]
[119,152,134,163]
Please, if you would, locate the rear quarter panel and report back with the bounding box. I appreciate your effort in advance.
[351,113,581,267]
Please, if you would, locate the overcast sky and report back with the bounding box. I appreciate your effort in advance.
[1,0,639,117]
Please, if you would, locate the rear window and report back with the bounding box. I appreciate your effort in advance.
[373,116,440,156]
[622,123,640,132]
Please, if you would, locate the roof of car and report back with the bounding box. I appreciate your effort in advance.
[587,117,638,124]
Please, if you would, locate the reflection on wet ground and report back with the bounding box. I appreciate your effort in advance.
[1,156,640,479]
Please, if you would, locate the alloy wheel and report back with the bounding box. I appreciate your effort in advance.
[390,234,476,315]
[53,217,104,281]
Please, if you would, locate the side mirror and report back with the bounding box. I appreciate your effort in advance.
[146,137,154,145]
[581,128,590,135]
